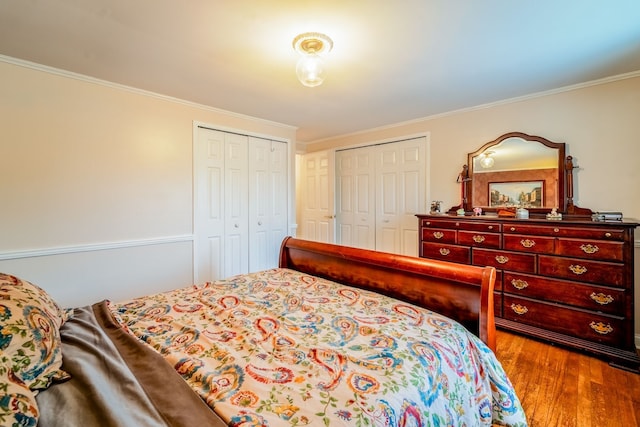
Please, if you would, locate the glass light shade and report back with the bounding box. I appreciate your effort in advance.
[480,154,494,168]
[296,53,326,87]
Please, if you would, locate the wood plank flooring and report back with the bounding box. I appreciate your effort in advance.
[495,330,640,427]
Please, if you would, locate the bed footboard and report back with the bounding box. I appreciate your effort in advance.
[279,237,496,351]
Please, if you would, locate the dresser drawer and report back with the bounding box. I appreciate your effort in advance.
[458,231,501,248]
[503,234,555,253]
[503,223,626,240]
[420,219,460,229]
[457,221,502,232]
[421,242,470,264]
[503,272,625,315]
[494,291,503,318]
[472,248,536,273]
[553,227,626,240]
[555,238,624,262]
[421,227,457,243]
[503,223,562,236]
[538,255,625,286]
[421,218,501,232]
[503,295,625,346]
[493,270,503,291]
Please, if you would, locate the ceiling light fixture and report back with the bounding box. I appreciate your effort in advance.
[480,151,495,168]
[292,32,333,87]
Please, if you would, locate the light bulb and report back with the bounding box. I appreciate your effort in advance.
[480,154,494,168]
[296,53,326,87]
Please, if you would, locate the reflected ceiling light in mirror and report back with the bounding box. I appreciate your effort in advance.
[292,32,333,87]
[479,151,495,168]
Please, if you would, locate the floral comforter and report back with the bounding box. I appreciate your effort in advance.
[109,268,527,426]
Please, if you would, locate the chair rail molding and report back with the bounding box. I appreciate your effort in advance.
[0,235,194,261]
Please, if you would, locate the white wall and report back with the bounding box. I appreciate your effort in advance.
[0,57,297,307]
[303,73,640,344]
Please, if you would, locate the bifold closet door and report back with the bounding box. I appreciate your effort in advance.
[248,137,288,272]
[195,127,289,283]
[195,128,248,281]
[298,150,335,243]
[375,138,425,256]
[335,137,426,256]
[224,132,249,276]
[335,148,376,250]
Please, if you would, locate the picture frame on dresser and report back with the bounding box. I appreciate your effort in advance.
[488,180,544,208]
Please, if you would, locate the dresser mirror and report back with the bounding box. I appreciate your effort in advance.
[454,131,590,217]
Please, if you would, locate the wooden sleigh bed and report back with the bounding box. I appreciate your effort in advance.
[1,237,527,426]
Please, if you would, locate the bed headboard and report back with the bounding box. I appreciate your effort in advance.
[279,237,497,351]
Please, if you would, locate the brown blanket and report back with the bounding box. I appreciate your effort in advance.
[36,301,227,427]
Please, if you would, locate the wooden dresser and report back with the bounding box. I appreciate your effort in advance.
[416,214,639,371]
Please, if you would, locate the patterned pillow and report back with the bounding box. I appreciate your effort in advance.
[0,273,70,392]
[0,358,39,427]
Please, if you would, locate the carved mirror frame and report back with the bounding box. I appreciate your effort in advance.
[456,132,591,217]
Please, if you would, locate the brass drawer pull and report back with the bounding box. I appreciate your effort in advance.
[569,264,588,275]
[520,239,536,248]
[589,321,613,335]
[487,225,494,230]
[605,232,611,238]
[473,235,485,243]
[510,227,516,232]
[495,255,509,264]
[590,292,614,305]
[510,304,528,315]
[433,231,444,239]
[580,244,599,254]
[439,248,450,256]
[511,279,529,290]
[554,228,559,233]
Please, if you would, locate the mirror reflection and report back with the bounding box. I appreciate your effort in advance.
[466,132,566,213]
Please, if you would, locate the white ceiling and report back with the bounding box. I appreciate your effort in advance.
[1,1,639,143]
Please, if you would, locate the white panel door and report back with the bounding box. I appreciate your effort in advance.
[195,127,249,282]
[335,148,376,250]
[195,127,225,281]
[224,132,249,277]
[268,140,289,261]
[334,137,427,256]
[298,150,335,243]
[249,137,288,272]
[375,138,426,256]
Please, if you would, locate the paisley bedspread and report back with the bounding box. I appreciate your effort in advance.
[109,268,527,426]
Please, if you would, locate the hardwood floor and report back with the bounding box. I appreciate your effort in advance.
[495,330,640,427]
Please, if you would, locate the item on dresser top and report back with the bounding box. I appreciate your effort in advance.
[498,208,516,218]
[515,208,529,219]
[592,211,623,222]
[546,208,562,220]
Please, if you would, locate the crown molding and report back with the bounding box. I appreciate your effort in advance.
[306,69,640,146]
[0,54,297,132]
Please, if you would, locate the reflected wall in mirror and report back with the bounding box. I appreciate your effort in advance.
[465,132,566,213]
